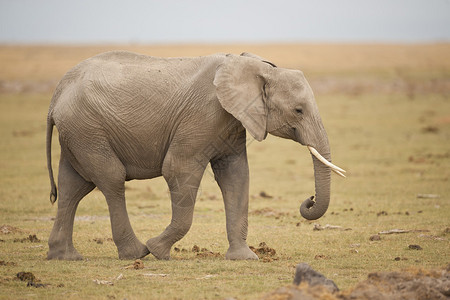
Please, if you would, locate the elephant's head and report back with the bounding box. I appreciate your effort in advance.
[214,53,346,220]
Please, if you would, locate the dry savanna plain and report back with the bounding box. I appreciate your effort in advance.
[0,44,449,299]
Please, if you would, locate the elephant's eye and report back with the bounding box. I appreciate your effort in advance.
[295,108,303,115]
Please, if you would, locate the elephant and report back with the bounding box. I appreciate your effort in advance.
[46,51,345,261]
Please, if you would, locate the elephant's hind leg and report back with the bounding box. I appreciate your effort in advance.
[47,154,95,260]
[91,152,150,260]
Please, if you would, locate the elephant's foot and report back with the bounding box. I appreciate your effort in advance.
[117,239,150,260]
[146,236,171,260]
[47,244,83,261]
[225,244,258,260]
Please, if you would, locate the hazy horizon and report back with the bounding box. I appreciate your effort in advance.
[1,0,450,44]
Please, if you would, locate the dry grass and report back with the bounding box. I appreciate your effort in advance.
[0,44,449,299]
[1,43,449,80]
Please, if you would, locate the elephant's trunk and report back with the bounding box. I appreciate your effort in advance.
[300,145,332,220]
[296,115,346,220]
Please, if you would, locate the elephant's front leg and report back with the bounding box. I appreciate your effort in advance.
[212,150,258,260]
[146,159,204,260]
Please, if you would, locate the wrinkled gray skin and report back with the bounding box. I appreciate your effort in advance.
[46,51,332,261]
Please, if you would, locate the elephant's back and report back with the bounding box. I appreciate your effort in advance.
[86,50,162,68]
[49,50,226,141]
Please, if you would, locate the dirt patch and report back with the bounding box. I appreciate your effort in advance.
[377,210,388,216]
[263,284,335,300]
[92,237,113,244]
[191,245,221,258]
[16,272,36,282]
[250,208,290,219]
[408,244,423,250]
[16,271,48,287]
[173,246,189,253]
[93,238,104,244]
[26,281,47,288]
[196,250,221,258]
[0,225,21,234]
[369,235,381,241]
[15,271,66,288]
[259,191,273,199]
[409,152,450,165]
[13,234,40,243]
[341,267,450,300]
[250,242,277,262]
[422,125,440,134]
[0,261,17,267]
[133,259,144,269]
[394,257,409,261]
[263,266,450,300]
[314,254,331,260]
[124,259,144,270]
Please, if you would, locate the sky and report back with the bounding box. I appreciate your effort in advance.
[1,0,450,44]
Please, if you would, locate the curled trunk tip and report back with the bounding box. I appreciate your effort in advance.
[300,196,326,220]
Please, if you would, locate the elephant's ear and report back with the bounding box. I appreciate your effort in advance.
[214,55,272,142]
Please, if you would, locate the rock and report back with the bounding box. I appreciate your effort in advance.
[408,244,423,250]
[394,257,408,261]
[369,235,381,241]
[259,191,273,199]
[293,263,339,293]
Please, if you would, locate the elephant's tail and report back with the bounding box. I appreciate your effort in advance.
[46,114,57,204]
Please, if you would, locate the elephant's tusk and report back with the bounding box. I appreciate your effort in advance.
[333,169,347,178]
[307,146,347,178]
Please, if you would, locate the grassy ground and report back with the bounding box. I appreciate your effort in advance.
[0,44,449,299]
